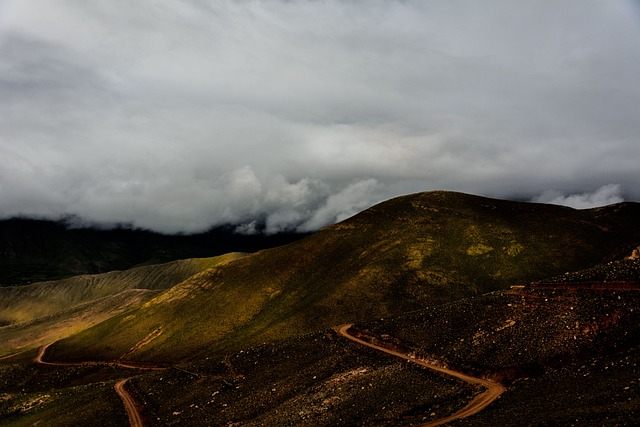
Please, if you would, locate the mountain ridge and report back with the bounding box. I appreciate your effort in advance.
[48,191,640,363]
[0,218,308,285]
[3,190,640,426]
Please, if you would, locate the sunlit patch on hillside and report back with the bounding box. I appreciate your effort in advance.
[467,244,494,256]
[405,239,436,269]
[506,242,524,256]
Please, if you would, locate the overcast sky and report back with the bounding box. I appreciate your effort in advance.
[1,1,639,234]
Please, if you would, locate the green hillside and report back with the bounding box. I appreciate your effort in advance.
[49,191,640,363]
[0,254,245,357]
[9,260,640,426]
[0,254,245,325]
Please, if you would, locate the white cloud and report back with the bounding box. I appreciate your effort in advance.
[1,1,639,232]
[533,184,625,209]
[299,179,382,232]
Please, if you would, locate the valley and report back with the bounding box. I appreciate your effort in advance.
[1,191,640,426]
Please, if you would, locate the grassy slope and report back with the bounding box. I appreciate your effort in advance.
[0,254,245,325]
[0,254,245,357]
[50,191,640,363]
[0,289,158,355]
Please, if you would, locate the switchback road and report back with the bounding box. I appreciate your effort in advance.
[36,343,152,427]
[335,324,505,426]
[115,379,144,427]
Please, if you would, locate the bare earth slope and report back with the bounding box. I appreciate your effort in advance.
[49,191,640,363]
[336,324,505,426]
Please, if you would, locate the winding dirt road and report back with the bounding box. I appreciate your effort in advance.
[35,343,56,365]
[336,324,505,426]
[115,379,144,427]
[33,325,504,427]
[35,343,149,427]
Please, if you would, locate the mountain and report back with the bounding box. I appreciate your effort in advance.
[47,191,640,363]
[0,218,307,285]
[2,191,640,426]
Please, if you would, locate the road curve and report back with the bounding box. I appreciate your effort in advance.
[115,379,145,427]
[335,324,505,427]
[35,343,54,365]
[36,343,150,427]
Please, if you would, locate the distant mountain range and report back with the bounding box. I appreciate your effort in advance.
[1,191,639,426]
[0,218,307,285]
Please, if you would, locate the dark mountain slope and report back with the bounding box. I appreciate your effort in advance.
[49,191,640,363]
[0,218,307,285]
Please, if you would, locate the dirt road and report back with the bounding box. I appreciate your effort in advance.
[36,343,149,427]
[35,343,55,365]
[36,343,165,370]
[336,324,505,426]
[115,379,144,427]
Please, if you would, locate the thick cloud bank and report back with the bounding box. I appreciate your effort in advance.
[1,1,639,233]
[532,184,625,210]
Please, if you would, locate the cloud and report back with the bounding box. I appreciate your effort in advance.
[298,179,382,232]
[1,1,639,233]
[532,184,625,209]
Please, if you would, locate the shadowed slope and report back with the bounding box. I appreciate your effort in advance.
[50,191,640,363]
[0,218,307,285]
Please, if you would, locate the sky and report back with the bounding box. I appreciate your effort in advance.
[1,1,639,234]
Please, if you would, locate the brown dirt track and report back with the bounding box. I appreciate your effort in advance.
[336,324,505,426]
[35,343,156,427]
